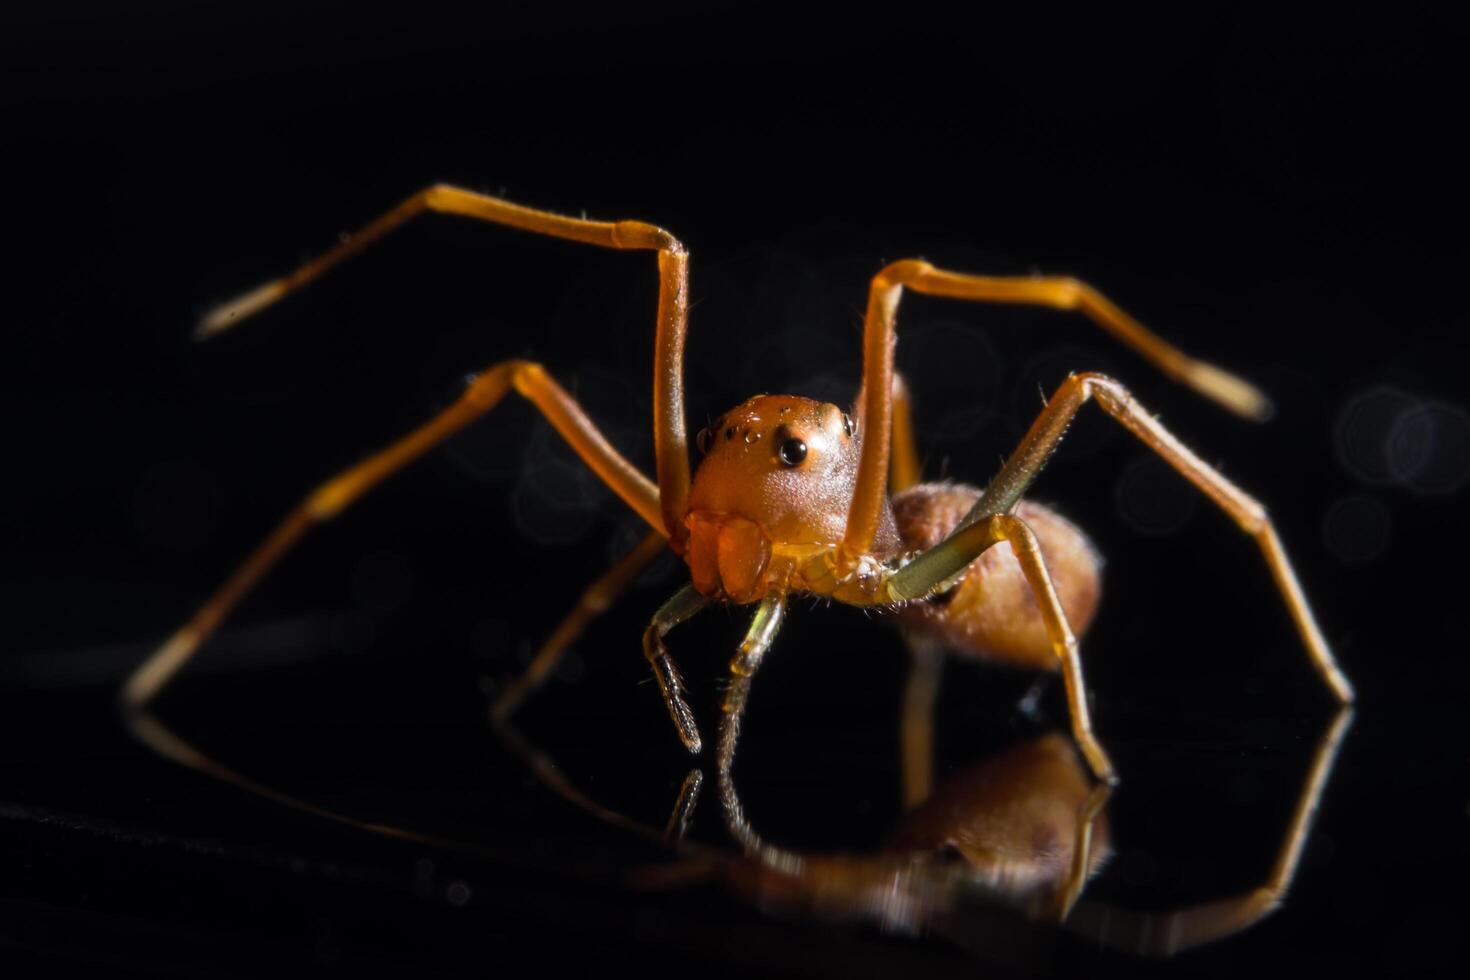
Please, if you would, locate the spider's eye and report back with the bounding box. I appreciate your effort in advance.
[777,435,808,467]
[696,427,713,455]
[841,413,855,438]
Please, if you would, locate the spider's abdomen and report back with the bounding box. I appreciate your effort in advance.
[892,483,1102,672]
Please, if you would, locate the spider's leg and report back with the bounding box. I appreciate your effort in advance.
[843,262,1268,562]
[1065,707,1353,952]
[899,634,945,809]
[715,596,789,859]
[198,184,692,542]
[893,512,1117,782]
[124,360,661,715]
[492,529,668,723]
[889,372,924,493]
[887,372,1351,747]
[848,370,923,493]
[642,584,712,753]
[972,372,1351,702]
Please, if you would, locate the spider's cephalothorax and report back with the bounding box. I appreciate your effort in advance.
[684,395,900,603]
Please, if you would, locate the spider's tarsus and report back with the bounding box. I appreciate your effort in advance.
[1186,361,1275,422]
[196,279,287,339]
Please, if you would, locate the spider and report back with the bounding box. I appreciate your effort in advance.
[124,185,1354,786]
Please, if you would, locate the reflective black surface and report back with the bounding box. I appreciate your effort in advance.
[4,5,1468,977]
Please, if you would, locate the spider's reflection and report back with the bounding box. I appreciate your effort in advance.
[498,687,1351,958]
[122,631,1351,960]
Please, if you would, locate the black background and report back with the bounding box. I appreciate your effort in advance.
[3,4,1468,977]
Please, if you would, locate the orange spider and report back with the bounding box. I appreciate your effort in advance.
[124,186,1354,786]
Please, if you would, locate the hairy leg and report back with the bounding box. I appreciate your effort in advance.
[641,585,712,752]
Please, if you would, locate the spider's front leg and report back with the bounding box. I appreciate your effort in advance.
[642,585,712,753]
[639,587,787,766]
[195,183,695,544]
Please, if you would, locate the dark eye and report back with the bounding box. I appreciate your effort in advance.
[777,436,808,467]
[841,413,855,438]
[696,427,713,455]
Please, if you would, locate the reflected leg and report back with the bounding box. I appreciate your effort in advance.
[900,635,945,809]
[663,769,705,844]
[1048,781,1115,921]
[1065,707,1354,954]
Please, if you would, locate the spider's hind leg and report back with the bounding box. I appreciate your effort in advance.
[965,372,1353,703]
[885,372,1353,780]
[894,510,1117,783]
[125,361,664,720]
